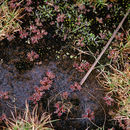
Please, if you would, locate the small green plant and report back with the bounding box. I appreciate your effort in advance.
[37,0,100,47]
[89,0,108,7]
[0,0,24,41]
[5,101,55,130]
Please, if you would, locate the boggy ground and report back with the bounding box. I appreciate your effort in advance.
[0,0,129,129]
[0,41,118,129]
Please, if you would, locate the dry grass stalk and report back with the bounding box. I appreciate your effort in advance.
[0,0,24,40]
[5,101,55,130]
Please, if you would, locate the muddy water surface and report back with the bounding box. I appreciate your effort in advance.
[0,58,111,129]
[0,43,113,129]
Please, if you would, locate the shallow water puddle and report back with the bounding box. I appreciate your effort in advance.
[0,58,109,129]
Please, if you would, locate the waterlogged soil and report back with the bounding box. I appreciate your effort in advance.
[0,1,129,129]
[0,43,117,130]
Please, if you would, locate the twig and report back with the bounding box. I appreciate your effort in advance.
[67,117,102,129]
[72,46,90,55]
[80,9,130,86]
[87,91,106,128]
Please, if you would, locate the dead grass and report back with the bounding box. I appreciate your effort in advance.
[97,32,130,125]
[5,101,56,130]
[0,0,24,41]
